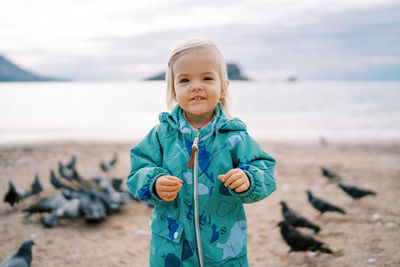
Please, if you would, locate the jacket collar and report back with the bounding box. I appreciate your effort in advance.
[159,104,247,137]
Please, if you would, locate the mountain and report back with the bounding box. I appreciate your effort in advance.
[0,54,68,82]
[145,62,249,81]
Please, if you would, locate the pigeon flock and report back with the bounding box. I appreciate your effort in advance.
[3,154,138,228]
[2,159,378,265]
[1,154,142,266]
[278,166,378,257]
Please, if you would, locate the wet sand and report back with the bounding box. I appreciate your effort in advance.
[0,140,399,266]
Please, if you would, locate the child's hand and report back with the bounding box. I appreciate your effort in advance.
[218,169,250,193]
[155,175,183,202]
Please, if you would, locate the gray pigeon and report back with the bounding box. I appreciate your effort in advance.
[111,178,123,192]
[41,198,80,228]
[50,170,74,191]
[92,173,124,205]
[100,154,118,172]
[92,190,120,214]
[30,173,43,196]
[3,181,31,207]
[110,178,139,204]
[0,239,35,267]
[66,155,76,170]
[23,191,68,218]
[58,161,74,180]
[78,191,107,222]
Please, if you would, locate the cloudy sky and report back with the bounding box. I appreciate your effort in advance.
[0,0,399,81]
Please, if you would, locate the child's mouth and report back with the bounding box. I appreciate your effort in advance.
[191,96,206,101]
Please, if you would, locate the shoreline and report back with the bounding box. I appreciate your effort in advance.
[2,137,400,146]
[1,139,400,156]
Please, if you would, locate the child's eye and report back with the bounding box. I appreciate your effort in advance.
[204,77,213,81]
[179,78,189,83]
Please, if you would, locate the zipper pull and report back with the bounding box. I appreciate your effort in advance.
[187,131,200,168]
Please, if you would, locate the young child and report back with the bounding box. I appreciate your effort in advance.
[127,38,276,266]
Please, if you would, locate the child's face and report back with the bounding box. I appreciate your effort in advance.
[173,51,224,123]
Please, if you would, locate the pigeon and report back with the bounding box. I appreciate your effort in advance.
[59,157,86,185]
[120,190,140,205]
[71,168,86,184]
[22,191,69,218]
[338,183,377,200]
[61,188,82,200]
[307,190,346,216]
[58,161,74,180]
[277,221,332,254]
[100,154,118,172]
[50,170,74,191]
[66,155,76,170]
[280,201,321,233]
[92,190,121,214]
[78,191,107,222]
[3,181,31,207]
[0,239,35,267]
[110,177,139,203]
[111,178,123,192]
[30,173,44,196]
[321,167,341,181]
[92,174,124,205]
[41,198,80,228]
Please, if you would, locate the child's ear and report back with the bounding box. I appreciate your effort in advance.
[172,88,177,100]
[220,80,229,98]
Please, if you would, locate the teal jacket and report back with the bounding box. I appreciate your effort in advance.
[127,105,276,266]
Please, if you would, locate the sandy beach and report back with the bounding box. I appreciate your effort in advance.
[0,140,399,266]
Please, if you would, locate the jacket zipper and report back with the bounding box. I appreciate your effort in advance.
[189,131,204,267]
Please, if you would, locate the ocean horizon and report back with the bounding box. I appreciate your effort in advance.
[0,80,399,144]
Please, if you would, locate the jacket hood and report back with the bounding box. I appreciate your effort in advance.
[159,105,247,134]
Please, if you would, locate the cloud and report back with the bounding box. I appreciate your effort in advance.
[0,0,399,80]
[369,56,400,65]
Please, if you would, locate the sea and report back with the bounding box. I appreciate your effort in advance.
[0,81,399,144]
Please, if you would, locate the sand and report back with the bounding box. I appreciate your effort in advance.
[0,140,399,266]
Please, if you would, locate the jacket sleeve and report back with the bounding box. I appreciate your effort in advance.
[126,125,170,206]
[228,132,276,203]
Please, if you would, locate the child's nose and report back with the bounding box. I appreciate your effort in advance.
[190,80,203,91]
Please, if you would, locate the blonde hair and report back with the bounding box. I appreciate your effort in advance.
[166,37,231,118]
